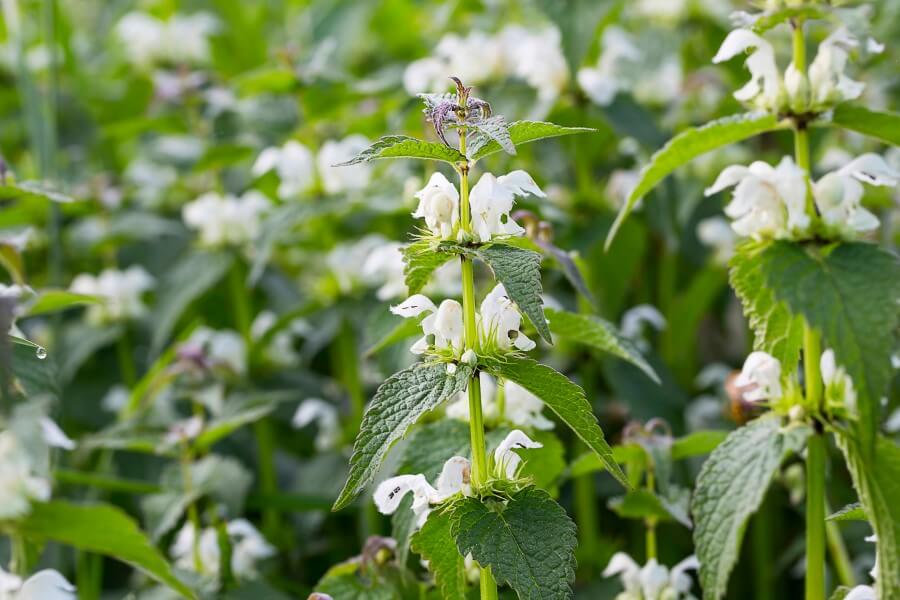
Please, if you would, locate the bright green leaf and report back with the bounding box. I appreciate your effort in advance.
[333,362,472,510]
[25,290,102,317]
[670,430,729,460]
[0,180,74,203]
[402,239,460,295]
[489,356,628,488]
[829,104,900,146]
[606,112,782,249]
[692,416,809,600]
[451,487,576,600]
[365,315,425,356]
[544,308,658,383]
[335,135,465,165]
[471,121,595,162]
[17,501,196,599]
[827,502,867,522]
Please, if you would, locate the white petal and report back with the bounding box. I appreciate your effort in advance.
[252,147,281,177]
[40,417,75,450]
[819,349,836,385]
[434,456,471,500]
[838,153,900,187]
[845,586,876,600]
[602,552,640,578]
[373,474,433,515]
[494,429,542,479]
[513,332,536,351]
[17,570,76,600]
[390,294,437,318]
[705,165,750,196]
[497,170,546,198]
[712,29,769,64]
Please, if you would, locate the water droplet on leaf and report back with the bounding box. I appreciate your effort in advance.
[35,346,47,360]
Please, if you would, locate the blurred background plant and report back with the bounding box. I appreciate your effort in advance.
[0,0,897,598]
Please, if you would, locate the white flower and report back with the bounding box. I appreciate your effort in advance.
[325,235,388,294]
[391,295,465,356]
[498,26,569,105]
[844,586,876,600]
[115,12,216,68]
[435,32,503,86]
[621,304,666,341]
[479,283,536,351]
[39,418,75,450]
[712,29,781,110]
[182,327,247,375]
[70,266,154,325]
[820,349,858,415]
[0,568,75,600]
[706,157,808,239]
[252,141,316,199]
[503,381,554,430]
[292,398,341,451]
[182,191,271,248]
[374,456,471,528]
[171,520,273,579]
[317,135,372,194]
[734,351,782,403]
[603,553,698,600]
[813,154,898,238]
[413,173,460,239]
[403,57,447,95]
[0,432,51,520]
[362,242,407,301]
[164,416,204,446]
[493,430,542,479]
[808,28,864,108]
[468,171,544,243]
[577,27,642,106]
[697,216,737,264]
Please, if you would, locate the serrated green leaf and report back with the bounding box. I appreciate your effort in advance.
[479,243,551,344]
[544,308,658,383]
[335,135,465,165]
[829,104,900,146]
[402,240,459,295]
[150,250,234,353]
[757,241,900,450]
[314,560,397,600]
[608,489,677,523]
[17,501,196,599]
[451,487,576,600]
[412,510,468,600]
[333,362,473,511]
[471,121,595,162]
[488,356,628,488]
[729,241,805,369]
[466,116,515,158]
[606,112,782,249]
[826,502,867,522]
[692,416,810,600]
[837,434,900,599]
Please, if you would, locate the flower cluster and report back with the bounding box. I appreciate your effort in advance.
[734,348,857,417]
[713,26,878,113]
[170,519,275,580]
[115,12,218,69]
[392,283,536,358]
[603,552,699,600]
[403,26,568,111]
[706,154,898,241]
[374,430,541,528]
[445,372,553,431]
[414,170,543,243]
[69,266,154,325]
[182,191,271,248]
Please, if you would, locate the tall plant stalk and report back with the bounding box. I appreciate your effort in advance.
[456,104,498,600]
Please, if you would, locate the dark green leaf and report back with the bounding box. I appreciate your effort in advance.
[412,509,468,600]
[335,135,465,165]
[829,104,900,146]
[544,308,658,383]
[471,121,595,162]
[10,336,57,400]
[25,290,102,317]
[333,362,472,510]
[479,243,551,343]
[466,116,515,158]
[451,487,576,600]
[402,240,459,295]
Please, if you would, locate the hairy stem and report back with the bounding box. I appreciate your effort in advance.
[458,127,498,600]
[805,433,826,600]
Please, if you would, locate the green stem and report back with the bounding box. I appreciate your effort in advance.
[334,319,365,432]
[573,468,599,575]
[751,498,775,599]
[805,433,826,600]
[254,420,281,543]
[116,330,137,387]
[179,442,204,574]
[825,503,857,587]
[803,325,822,413]
[645,469,658,561]
[227,262,252,344]
[457,124,498,600]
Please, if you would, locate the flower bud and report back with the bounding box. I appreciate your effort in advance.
[784,64,808,113]
[456,229,473,244]
[446,363,458,375]
[789,404,805,423]
[461,349,477,366]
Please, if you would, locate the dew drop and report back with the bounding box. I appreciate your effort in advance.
[35,346,47,360]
